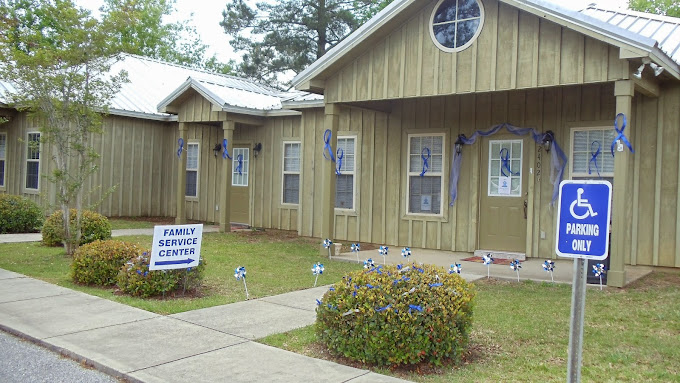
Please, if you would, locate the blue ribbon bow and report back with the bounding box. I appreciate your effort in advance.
[335,148,344,175]
[323,129,336,162]
[236,154,243,175]
[222,139,232,160]
[500,148,518,177]
[589,141,602,178]
[611,113,634,157]
[420,147,431,177]
[177,138,184,159]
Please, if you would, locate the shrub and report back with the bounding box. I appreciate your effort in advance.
[42,209,111,247]
[0,194,43,234]
[316,263,475,367]
[116,251,205,298]
[71,240,141,286]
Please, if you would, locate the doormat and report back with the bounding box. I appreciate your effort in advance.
[461,256,512,265]
[231,224,250,231]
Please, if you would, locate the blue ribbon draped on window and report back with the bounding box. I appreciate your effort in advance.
[222,138,232,160]
[449,123,567,206]
[322,129,336,162]
[499,148,518,177]
[236,154,243,175]
[335,148,344,175]
[611,113,634,157]
[589,141,601,178]
[177,138,184,159]
[420,147,430,176]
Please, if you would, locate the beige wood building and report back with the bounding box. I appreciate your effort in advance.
[1,1,680,287]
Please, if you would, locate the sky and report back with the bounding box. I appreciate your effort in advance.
[74,0,632,65]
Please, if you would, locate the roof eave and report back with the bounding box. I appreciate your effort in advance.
[157,78,226,114]
[281,99,325,110]
[108,108,178,122]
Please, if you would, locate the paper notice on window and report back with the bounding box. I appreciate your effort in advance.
[421,195,432,211]
[498,176,511,195]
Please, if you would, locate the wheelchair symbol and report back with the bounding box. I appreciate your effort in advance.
[569,188,598,220]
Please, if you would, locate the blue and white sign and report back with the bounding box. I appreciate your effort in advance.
[150,224,203,270]
[555,181,612,260]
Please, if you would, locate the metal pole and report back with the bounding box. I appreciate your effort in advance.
[567,258,587,383]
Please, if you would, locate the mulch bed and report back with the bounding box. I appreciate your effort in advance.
[461,256,513,265]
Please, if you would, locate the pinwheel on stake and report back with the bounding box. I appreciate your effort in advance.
[350,243,361,263]
[510,259,522,282]
[592,263,607,290]
[482,253,494,279]
[401,247,411,262]
[322,239,333,259]
[311,263,324,287]
[234,266,249,299]
[543,260,556,283]
[363,258,375,269]
[449,263,462,274]
[378,246,388,265]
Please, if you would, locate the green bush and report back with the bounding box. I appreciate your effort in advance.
[0,194,43,234]
[316,263,475,366]
[116,251,205,298]
[42,209,111,247]
[71,240,141,286]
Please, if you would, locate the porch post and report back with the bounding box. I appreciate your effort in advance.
[220,120,235,233]
[320,104,339,255]
[175,122,188,225]
[610,80,634,287]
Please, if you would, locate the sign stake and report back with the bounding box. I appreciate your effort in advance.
[567,258,587,383]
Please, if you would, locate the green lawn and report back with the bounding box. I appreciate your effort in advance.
[108,217,173,230]
[0,230,363,314]
[260,273,680,382]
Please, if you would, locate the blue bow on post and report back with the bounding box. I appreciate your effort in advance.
[222,138,232,160]
[611,113,634,157]
[335,148,344,175]
[420,148,430,176]
[589,141,602,178]
[177,138,184,159]
[322,129,336,162]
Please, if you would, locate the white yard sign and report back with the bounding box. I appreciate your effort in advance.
[150,224,203,270]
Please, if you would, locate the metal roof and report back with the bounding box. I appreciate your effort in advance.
[580,5,680,65]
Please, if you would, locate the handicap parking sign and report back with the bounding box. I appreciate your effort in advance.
[555,180,612,260]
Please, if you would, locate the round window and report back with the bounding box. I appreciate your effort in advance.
[430,0,484,52]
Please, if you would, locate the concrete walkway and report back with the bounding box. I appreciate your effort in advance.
[0,226,221,243]
[0,269,406,383]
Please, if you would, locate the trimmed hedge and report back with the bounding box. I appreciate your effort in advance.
[316,263,475,366]
[71,240,141,286]
[117,251,205,298]
[0,194,43,234]
[42,209,111,247]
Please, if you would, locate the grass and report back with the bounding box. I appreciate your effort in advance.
[0,230,363,314]
[108,217,174,230]
[260,272,680,382]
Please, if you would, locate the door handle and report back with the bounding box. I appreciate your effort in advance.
[523,200,528,219]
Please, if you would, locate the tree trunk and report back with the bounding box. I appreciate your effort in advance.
[317,0,327,58]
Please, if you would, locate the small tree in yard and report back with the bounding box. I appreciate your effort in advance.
[0,0,127,255]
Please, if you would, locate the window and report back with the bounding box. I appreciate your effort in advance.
[407,134,444,215]
[25,132,40,191]
[335,137,355,210]
[430,0,484,52]
[488,140,522,197]
[0,133,6,188]
[570,128,615,183]
[185,143,199,197]
[282,142,301,204]
[232,148,249,187]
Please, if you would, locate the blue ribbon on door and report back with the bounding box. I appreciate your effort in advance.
[500,148,518,177]
[611,113,634,157]
[236,154,243,175]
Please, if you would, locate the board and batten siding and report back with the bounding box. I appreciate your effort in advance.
[324,0,627,104]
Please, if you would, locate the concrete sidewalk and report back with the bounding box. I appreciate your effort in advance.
[0,226,221,243]
[0,269,407,383]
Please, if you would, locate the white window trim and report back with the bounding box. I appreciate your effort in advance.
[281,141,301,206]
[429,0,485,53]
[406,133,445,217]
[487,139,523,198]
[232,147,249,187]
[569,126,615,179]
[24,131,41,193]
[335,135,356,212]
[185,142,199,199]
[0,132,6,189]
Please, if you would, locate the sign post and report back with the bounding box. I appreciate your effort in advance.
[150,224,203,271]
[555,180,612,383]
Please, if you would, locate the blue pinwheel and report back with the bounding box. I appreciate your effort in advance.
[510,259,522,282]
[234,266,249,300]
[401,247,411,261]
[363,258,375,269]
[378,246,388,265]
[350,243,361,263]
[593,263,607,290]
[322,238,333,259]
[449,263,462,274]
[482,253,494,278]
[312,263,325,287]
[543,260,556,283]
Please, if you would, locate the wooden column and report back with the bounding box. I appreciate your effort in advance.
[175,122,188,225]
[320,104,339,255]
[610,80,634,287]
[219,120,235,232]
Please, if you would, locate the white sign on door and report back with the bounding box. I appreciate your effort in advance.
[498,176,511,195]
